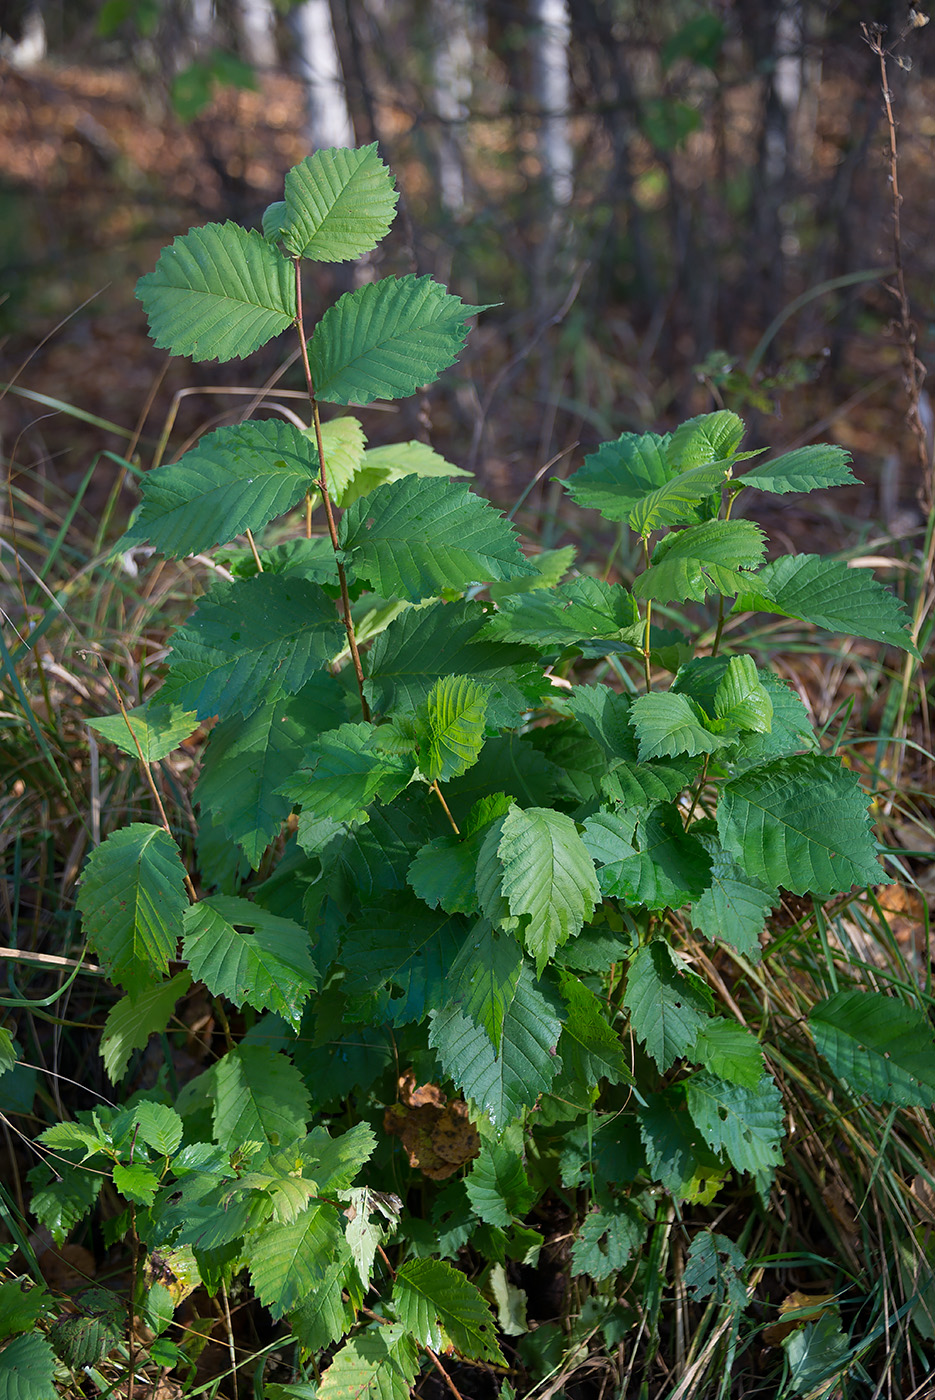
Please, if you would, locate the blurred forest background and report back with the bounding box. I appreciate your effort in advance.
[1,0,933,546]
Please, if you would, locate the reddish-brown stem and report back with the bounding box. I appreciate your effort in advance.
[293,257,371,722]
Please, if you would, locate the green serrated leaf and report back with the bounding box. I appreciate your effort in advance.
[313,415,369,502]
[424,675,490,782]
[118,420,320,558]
[281,144,398,261]
[340,475,535,601]
[557,970,632,1087]
[288,1257,355,1353]
[0,1333,58,1400]
[366,600,546,730]
[583,806,711,909]
[570,1197,646,1281]
[133,1102,184,1156]
[667,410,745,467]
[446,924,524,1052]
[281,721,415,824]
[0,1282,47,1343]
[633,520,766,604]
[113,1162,159,1206]
[683,1231,748,1310]
[689,837,775,962]
[309,274,486,404]
[734,553,919,655]
[100,974,191,1080]
[465,1143,535,1227]
[488,545,575,601]
[712,654,773,733]
[692,1018,764,1088]
[563,431,672,523]
[78,824,187,996]
[247,1202,350,1318]
[738,443,858,495]
[629,461,730,537]
[630,691,730,761]
[623,941,713,1071]
[717,754,882,897]
[318,1324,419,1400]
[87,700,199,763]
[483,577,640,656]
[195,676,347,868]
[183,895,317,1029]
[160,574,344,721]
[783,1310,850,1396]
[393,1258,504,1362]
[496,805,599,973]
[809,989,935,1108]
[212,1046,310,1157]
[686,1071,784,1183]
[27,1157,103,1247]
[136,222,295,362]
[338,900,464,1026]
[430,963,562,1127]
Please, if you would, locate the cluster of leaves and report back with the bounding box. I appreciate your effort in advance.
[3,144,931,1399]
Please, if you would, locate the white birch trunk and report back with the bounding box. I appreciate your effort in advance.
[532,0,573,207]
[290,0,355,150]
[1,4,47,68]
[237,0,278,70]
[431,0,474,214]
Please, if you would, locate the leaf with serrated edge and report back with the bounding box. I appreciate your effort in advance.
[809,989,935,1107]
[183,895,317,1030]
[483,577,640,655]
[87,701,198,763]
[630,692,731,761]
[101,974,191,1080]
[734,553,918,655]
[465,1143,535,1227]
[365,599,546,729]
[118,420,319,558]
[633,520,766,604]
[446,923,524,1052]
[160,574,344,721]
[78,824,187,996]
[563,431,672,522]
[0,1332,58,1400]
[281,144,398,261]
[717,754,882,897]
[430,963,562,1126]
[557,970,632,1086]
[340,475,535,601]
[623,941,713,1071]
[280,721,415,824]
[497,805,599,973]
[335,438,472,509]
[689,836,776,962]
[571,1198,646,1281]
[393,1258,504,1362]
[195,678,347,869]
[584,806,711,910]
[212,1046,310,1157]
[629,461,730,537]
[309,275,488,404]
[318,1326,418,1400]
[686,1071,784,1180]
[246,1203,349,1318]
[136,222,295,362]
[424,675,489,782]
[738,443,857,495]
[667,410,745,467]
[713,655,772,733]
[692,1018,764,1088]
